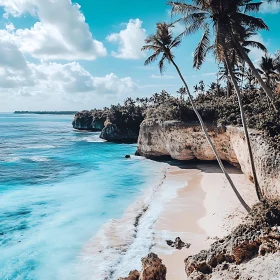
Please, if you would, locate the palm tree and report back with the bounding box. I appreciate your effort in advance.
[142,22,251,212]
[169,0,267,201]
[169,0,276,108]
[258,55,280,89]
[218,62,241,98]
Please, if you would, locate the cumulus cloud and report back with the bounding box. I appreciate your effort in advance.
[107,19,146,59]
[0,39,136,102]
[260,2,280,14]
[0,0,107,60]
[248,34,267,61]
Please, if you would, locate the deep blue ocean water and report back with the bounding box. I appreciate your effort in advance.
[0,113,164,280]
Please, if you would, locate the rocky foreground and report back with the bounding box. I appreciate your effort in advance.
[120,201,280,280]
[74,93,280,279]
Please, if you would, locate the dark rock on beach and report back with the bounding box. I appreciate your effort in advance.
[166,237,191,250]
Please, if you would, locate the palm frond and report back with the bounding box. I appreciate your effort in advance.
[237,13,269,31]
[168,1,201,16]
[144,51,161,66]
[242,41,267,52]
[159,54,167,74]
[193,27,210,69]
[244,2,262,13]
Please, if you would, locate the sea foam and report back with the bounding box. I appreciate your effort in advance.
[77,161,188,279]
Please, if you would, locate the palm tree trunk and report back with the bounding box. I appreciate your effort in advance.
[169,57,251,212]
[234,42,277,112]
[224,54,264,202]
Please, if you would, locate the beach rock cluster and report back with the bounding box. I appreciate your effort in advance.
[185,200,280,280]
[166,237,191,250]
[136,120,280,199]
[119,253,166,280]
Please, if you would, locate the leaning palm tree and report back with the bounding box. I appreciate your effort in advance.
[142,22,250,212]
[169,0,276,108]
[169,0,268,201]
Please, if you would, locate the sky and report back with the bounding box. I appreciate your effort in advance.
[0,0,279,112]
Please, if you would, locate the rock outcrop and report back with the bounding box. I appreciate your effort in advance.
[184,201,280,280]
[119,253,167,280]
[72,110,106,131]
[100,122,139,143]
[137,119,280,198]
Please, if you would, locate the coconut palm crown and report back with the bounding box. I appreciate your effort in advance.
[141,22,181,74]
[169,0,276,104]
[169,0,267,67]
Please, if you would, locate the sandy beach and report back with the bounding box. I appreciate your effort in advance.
[152,161,258,280]
[79,159,259,279]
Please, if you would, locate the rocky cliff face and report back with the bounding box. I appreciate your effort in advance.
[137,119,280,198]
[100,122,139,143]
[72,111,106,131]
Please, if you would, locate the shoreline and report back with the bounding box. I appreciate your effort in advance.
[78,159,258,280]
[152,161,258,280]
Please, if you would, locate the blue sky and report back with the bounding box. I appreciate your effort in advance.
[0,0,279,111]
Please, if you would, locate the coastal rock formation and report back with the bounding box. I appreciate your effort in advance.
[184,201,280,280]
[136,119,280,198]
[119,253,167,280]
[72,110,106,131]
[100,122,139,143]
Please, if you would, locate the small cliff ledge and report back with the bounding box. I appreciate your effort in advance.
[100,122,139,143]
[137,119,280,198]
[72,110,106,131]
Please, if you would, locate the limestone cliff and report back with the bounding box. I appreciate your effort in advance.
[100,122,139,143]
[137,119,280,198]
[72,110,106,131]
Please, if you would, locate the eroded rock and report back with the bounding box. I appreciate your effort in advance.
[119,253,167,280]
[137,120,280,198]
[184,201,280,279]
[166,237,191,250]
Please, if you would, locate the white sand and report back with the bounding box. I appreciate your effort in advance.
[152,162,258,280]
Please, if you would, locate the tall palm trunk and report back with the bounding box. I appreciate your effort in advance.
[224,54,264,202]
[169,57,251,212]
[234,42,277,112]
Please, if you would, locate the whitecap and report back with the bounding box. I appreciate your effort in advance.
[82,136,106,143]
[28,156,50,162]
[24,144,56,149]
[77,162,188,280]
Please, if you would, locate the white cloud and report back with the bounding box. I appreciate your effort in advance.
[107,19,146,59]
[260,2,280,14]
[0,0,107,60]
[150,74,176,79]
[0,39,136,105]
[248,34,267,61]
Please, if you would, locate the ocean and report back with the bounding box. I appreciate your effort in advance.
[0,113,167,280]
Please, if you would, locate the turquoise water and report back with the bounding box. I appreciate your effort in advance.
[0,113,164,280]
